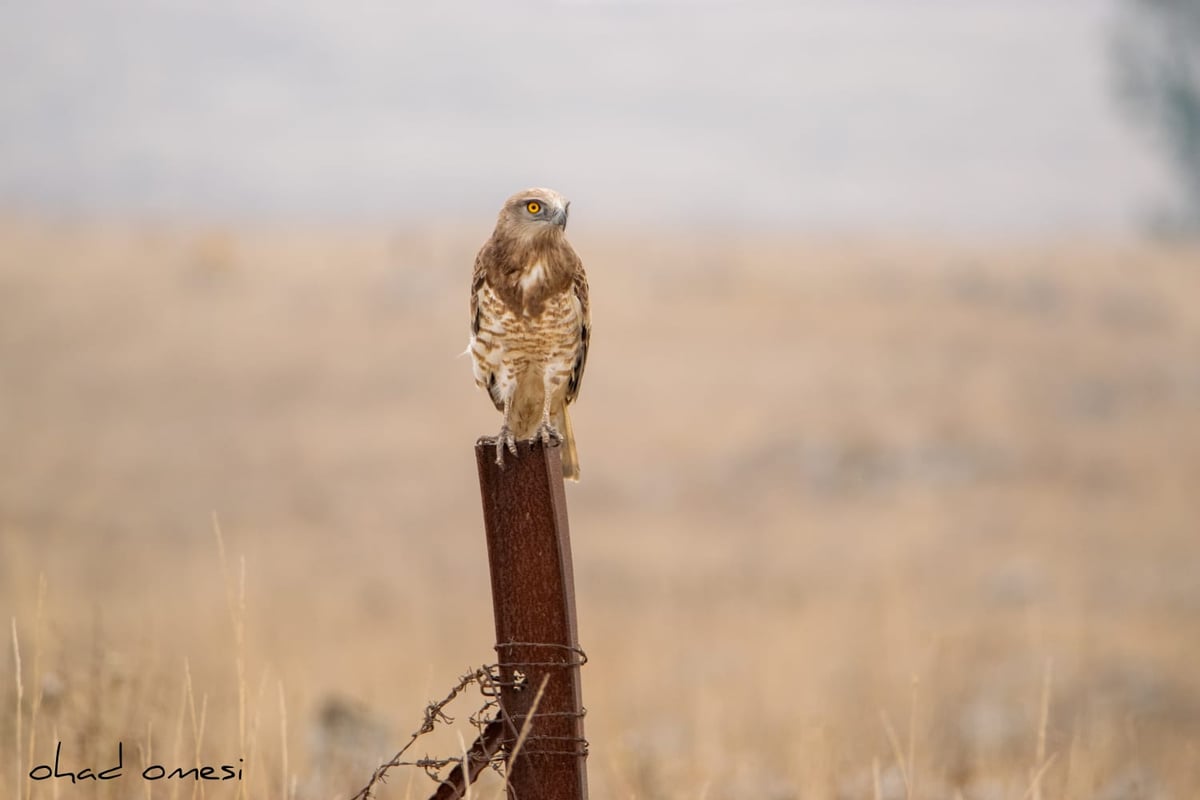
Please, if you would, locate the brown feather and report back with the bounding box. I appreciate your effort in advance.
[468,188,589,479]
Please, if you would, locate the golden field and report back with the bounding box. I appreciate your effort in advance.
[1,219,1198,799]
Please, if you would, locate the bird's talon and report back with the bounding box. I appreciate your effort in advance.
[494,427,517,467]
[535,423,562,446]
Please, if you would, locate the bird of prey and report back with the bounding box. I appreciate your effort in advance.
[468,188,590,481]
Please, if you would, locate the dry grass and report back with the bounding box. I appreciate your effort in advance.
[1,218,1199,799]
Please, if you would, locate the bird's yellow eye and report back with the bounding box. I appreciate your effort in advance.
[526,201,541,214]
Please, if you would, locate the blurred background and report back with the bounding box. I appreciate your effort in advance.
[1,0,1195,233]
[2,2,1198,799]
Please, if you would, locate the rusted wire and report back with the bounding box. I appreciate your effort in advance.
[348,644,588,800]
[348,665,494,800]
[495,641,589,667]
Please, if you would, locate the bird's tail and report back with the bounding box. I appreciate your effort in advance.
[556,405,580,482]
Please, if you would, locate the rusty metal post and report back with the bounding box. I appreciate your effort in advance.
[474,438,588,800]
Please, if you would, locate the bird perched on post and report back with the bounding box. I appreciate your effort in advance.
[468,188,590,481]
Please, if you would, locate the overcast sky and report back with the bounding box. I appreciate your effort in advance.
[0,1,1170,234]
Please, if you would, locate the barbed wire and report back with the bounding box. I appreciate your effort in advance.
[348,642,587,800]
[348,664,500,800]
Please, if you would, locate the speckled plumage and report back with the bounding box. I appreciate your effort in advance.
[469,188,590,480]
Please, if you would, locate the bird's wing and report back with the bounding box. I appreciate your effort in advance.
[470,244,505,411]
[470,246,487,338]
[566,264,590,405]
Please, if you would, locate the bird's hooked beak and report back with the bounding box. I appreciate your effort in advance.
[553,201,570,231]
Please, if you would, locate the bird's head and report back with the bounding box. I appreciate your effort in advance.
[495,187,571,239]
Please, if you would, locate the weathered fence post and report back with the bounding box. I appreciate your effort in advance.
[474,438,588,800]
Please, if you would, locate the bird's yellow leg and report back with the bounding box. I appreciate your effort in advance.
[495,393,518,466]
[534,373,563,446]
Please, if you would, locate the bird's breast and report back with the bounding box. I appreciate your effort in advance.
[518,261,546,294]
[475,282,580,359]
